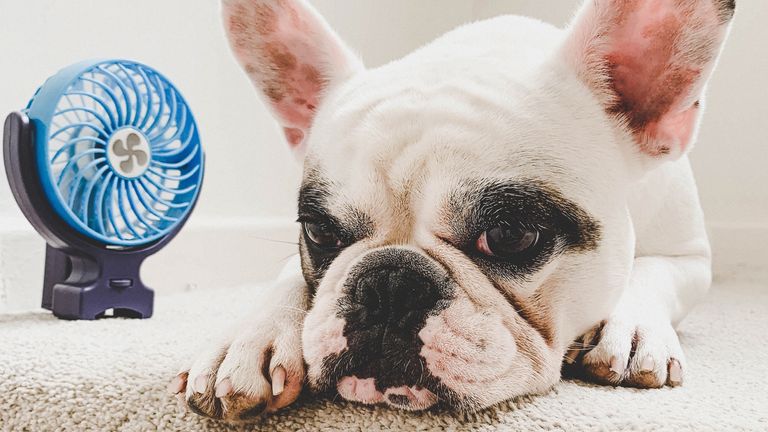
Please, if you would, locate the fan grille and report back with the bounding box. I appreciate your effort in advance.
[27,60,204,247]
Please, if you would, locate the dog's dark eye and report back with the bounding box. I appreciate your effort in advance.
[303,221,343,250]
[476,225,539,258]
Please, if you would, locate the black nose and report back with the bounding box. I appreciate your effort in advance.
[352,265,441,329]
[342,249,449,335]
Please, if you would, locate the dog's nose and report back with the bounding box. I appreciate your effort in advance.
[352,265,442,329]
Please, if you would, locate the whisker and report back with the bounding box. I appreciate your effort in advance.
[274,305,308,315]
[251,236,299,246]
[567,345,598,351]
[278,252,298,263]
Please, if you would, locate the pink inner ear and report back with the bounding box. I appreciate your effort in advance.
[267,50,323,132]
[596,0,727,157]
[249,5,325,131]
[224,0,346,148]
[639,103,698,156]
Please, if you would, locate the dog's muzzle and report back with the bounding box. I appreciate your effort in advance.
[322,247,455,407]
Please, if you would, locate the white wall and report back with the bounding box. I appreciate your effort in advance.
[1,1,765,311]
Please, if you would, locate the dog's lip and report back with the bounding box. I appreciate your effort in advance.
[382,385,439,410]
[336,375,439,410]
[336,376,384,404]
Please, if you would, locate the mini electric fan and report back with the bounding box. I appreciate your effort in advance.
[3,59,204,320]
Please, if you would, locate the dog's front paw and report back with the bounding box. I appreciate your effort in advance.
[565,317,685,389]
[168,322,305,422]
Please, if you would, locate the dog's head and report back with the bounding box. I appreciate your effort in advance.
[222,0,733,410]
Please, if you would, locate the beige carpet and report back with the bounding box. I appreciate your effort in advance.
[1,280,766,431]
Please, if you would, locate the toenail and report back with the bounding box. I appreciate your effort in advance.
[194,374,209,394]
[167,373,187,395]
[669,359,683,386]
[271,366,286,396]
[215,378,233,398]
[640,357,654,372]
[610,356,625,375]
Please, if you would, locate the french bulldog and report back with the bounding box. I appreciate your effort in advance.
[168,0,735,421]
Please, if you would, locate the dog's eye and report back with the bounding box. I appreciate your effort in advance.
[303,222,343,250]
[476,225,539,258]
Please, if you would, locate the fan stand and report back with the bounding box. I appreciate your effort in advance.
[41,245,153,319]
[4,112,193,320]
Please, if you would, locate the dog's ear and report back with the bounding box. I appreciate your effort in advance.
[222,0,364,153]
[562,0,735,161]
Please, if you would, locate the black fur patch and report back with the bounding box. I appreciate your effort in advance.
[445,179,601,277]
[316,249,471,407]
[297,168,374,293]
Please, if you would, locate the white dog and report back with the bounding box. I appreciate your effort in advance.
[168,0,735,421]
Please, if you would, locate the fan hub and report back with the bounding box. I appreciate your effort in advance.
[106,127,151,179]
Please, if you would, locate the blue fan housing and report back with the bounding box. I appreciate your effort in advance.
[25,59,204,247]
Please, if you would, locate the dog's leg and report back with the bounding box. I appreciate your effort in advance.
[570,158,711,388]
[168,255,308,422]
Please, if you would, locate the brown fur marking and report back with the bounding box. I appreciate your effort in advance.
[252,3,278,35]
[492,278,555,350]
[626,370,664,388]
[265,41,298,72]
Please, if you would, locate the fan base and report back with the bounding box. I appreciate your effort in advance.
[43,245,154,320]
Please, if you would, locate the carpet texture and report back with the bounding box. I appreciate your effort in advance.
[1,281,766,431]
